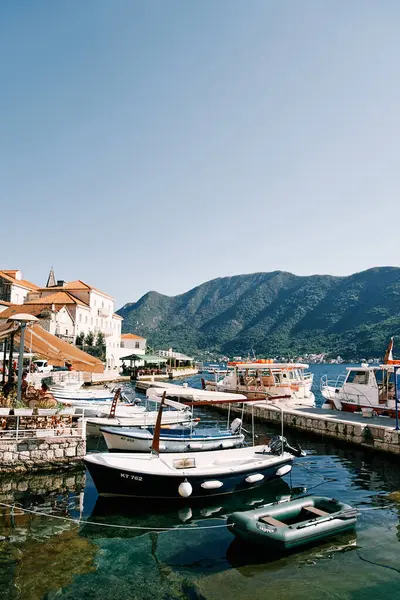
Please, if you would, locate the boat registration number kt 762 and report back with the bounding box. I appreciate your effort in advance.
[121,473,143,481]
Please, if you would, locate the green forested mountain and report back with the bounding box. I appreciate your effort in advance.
[117,267,400,359]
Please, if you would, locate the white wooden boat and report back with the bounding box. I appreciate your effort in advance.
[84,444,295,499]
[85,409,194,437]
[100,420,245,453]
[50,384,116,402]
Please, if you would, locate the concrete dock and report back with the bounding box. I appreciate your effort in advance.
[211,401,400,456]
[134,380,400,456]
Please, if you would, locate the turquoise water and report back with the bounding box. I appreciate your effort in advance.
[1,364,400,599]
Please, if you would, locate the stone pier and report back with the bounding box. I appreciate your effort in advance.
[210,402,400,456]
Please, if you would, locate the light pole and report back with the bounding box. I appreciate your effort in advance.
[9,314,38,404]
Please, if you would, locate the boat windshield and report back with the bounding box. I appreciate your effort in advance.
[345,370,370,384]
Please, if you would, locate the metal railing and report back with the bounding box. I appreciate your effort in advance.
[0,415,84,441]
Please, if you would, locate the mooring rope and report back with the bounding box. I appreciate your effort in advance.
[0,501,232,531]
[292,463,398,511]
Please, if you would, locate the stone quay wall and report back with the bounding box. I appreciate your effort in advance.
[211,402,400,456]
[0,436,86,472]
[0,414,86,472]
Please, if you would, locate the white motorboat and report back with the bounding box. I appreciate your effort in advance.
[321,364,400,416]
[100,419,245,453]
[50,384,117,402]
[85,399,194,436]
[205,361,315,407]
[207,366,228,375]
[321,338,400,417]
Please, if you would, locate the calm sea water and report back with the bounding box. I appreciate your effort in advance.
[1,364,400,599]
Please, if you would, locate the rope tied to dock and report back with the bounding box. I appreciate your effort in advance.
[0,501,233,532]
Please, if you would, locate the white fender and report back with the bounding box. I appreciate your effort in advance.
[276,464,292,477]
[245,473,264,484]
[178,479,193,497]
[201,480,223,490]
[188,442,203,450]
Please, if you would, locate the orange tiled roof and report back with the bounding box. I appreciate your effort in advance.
[0,303,66,320]
[0,270,39,291]
[37,279,113,299]
[25,291,89,307]
[121,333,145,340]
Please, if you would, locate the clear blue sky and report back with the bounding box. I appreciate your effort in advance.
[2,1,400,307]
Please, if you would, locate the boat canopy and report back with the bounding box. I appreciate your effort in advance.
[121,353,167,363]
[146,386,248,403]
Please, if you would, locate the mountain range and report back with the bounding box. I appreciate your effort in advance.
[117,267,400,359]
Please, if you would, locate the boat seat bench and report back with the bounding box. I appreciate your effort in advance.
[259,505,329,529]
[259,516,285,528]
[303,505,328,517]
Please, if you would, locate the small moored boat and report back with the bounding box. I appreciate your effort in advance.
[228,496,357,550]
[84,444,295,499]
[100,419,245,453]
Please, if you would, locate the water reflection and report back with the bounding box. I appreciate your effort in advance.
[1,368,400,597]
[81,477,295,541]
[225,532,359,576]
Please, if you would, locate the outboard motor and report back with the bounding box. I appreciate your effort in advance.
[230,418,242,433]
[269,435,306,458]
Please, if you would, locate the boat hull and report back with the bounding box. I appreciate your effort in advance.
[205,384,315,408]
[85,414,193,437]
[100,427,245,453]
[84,453,293,499]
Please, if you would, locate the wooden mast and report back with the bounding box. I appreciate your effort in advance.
[151,391,166,456]
[108,388,121,419]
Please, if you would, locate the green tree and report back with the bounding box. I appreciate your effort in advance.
[75,332,85,346]
[94,331,106,361]
[85,331,94,346]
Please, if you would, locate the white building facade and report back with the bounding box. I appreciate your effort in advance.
[0,270,39,304]
[26,278,124,370]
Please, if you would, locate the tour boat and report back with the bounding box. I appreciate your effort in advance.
[100,419,245,453]
[228,496,357,550]
[205,361,315,407]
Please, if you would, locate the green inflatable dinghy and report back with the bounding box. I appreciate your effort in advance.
[228,496,357,551]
